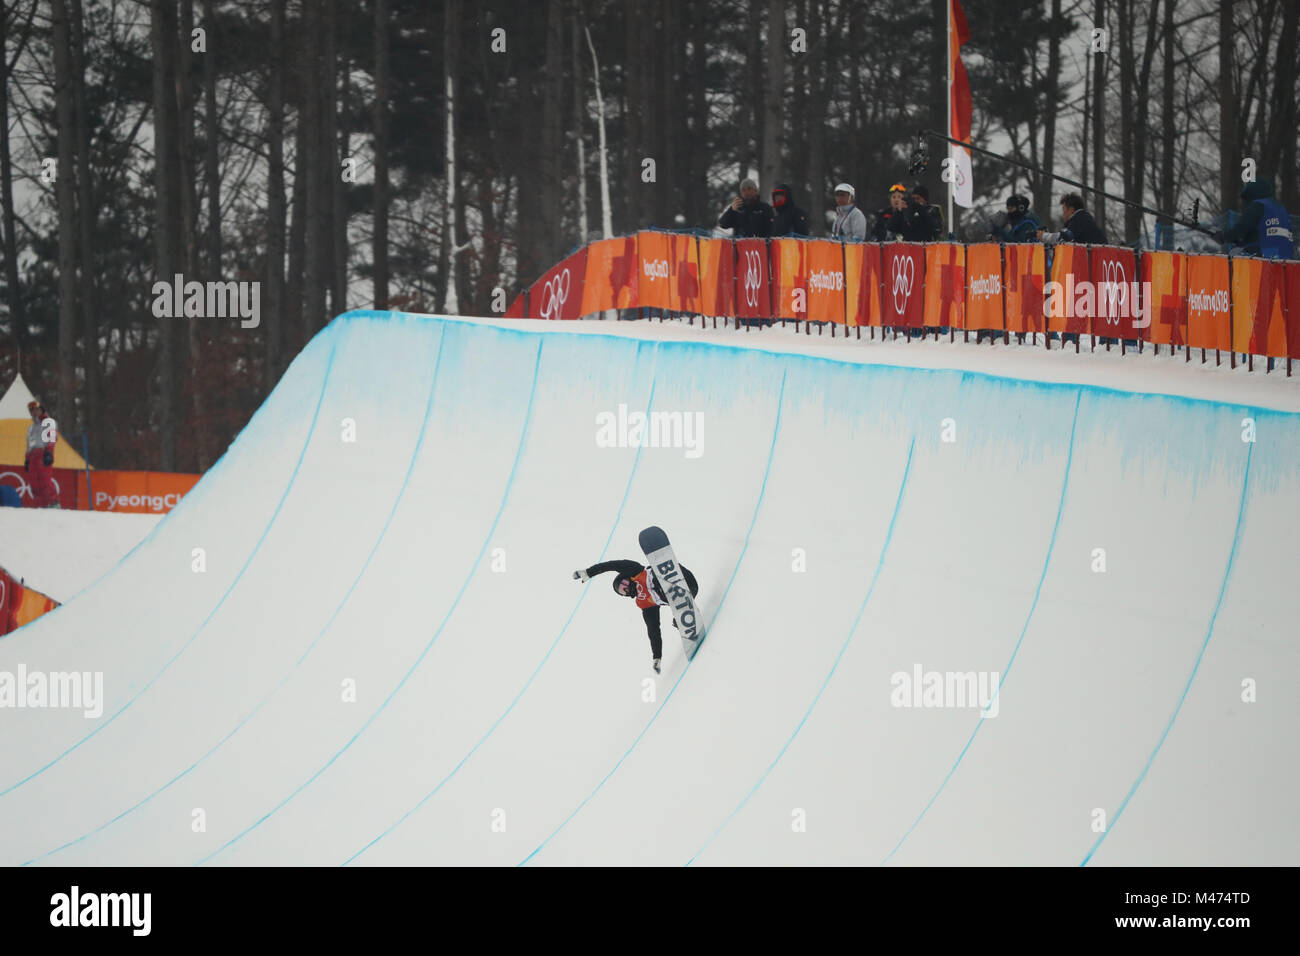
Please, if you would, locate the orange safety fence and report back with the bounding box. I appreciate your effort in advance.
[76,470,200,515]
[505,231,1299,366]
[0,565,57,635]
[1186,255,1233,352]
[1140,250,1185,346]
[965,243,1004,332]
[1232,257,1288,358]
[924,243,966,330]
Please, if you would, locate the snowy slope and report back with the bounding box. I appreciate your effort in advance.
[0,509,160,603]
[0,310,1296,866]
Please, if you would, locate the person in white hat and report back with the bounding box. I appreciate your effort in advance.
[830,183,867,241]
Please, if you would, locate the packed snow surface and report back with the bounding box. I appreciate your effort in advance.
[1,311,1296,866]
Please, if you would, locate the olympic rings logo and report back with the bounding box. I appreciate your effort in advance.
[0,472,60,501]
[539,268,571,321]
[742,249,763,308]
[890,254,915,315]
[1099,259,1127,322]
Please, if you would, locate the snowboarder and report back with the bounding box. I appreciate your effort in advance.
[573,559,699,673]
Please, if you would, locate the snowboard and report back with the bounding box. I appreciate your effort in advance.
[638,525,706,660]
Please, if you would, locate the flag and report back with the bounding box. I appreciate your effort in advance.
[949,0,973,208]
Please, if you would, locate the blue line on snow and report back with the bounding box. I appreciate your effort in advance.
[518,369,789,866]
[342,344,663,865]
[195,338,545,865]
[22,324,448,865]
[0,336,341,800]
[687,434,917,866]
[882,388,1083,865]
[1079,438,1254,866]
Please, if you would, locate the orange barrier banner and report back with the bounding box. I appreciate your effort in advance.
[1185,255,1232,351]
[0,566,57,635]
[1091,246,1143,340]
[523,235,1291,363]
[0,466,79,509]
[669,234,701,314]
[1046,244,1090,335]
[581,236,639,315]
[734,238,772,320]
[844,243,882,327]
[1288,263,1300,360]
[526,247,586,320]
[697,238,734,318]
[806,240,846,324]
[1003,243,1045,334]
[770,239,806,320]
[923,243,966,329]
[77,470,199,514]
[636,231,673,310]
[882,243,925,328]
[1138,250,1183,345]
[965,243,1003,331]
[1231,257,1288,358]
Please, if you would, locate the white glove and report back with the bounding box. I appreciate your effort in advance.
[573,569,589,582]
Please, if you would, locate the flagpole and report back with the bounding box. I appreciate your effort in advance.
[946,0,954,236]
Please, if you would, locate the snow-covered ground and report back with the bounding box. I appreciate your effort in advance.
[0,509,160,602]
[0,309,1295,866]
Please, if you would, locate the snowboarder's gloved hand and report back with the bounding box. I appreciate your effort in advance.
[573,569,589,582]
[42,450,53,467]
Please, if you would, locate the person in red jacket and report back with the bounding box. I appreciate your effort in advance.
[573,559,699,673]
[25,400,59,508]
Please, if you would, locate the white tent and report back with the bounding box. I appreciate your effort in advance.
[0,373,88,469]
[0,371,38,419]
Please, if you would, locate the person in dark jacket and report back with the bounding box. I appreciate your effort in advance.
[770,183,810,237]
[573,559,700,673]
[1220,177,1293,260]
[717,178,774,237]
[898,185,943,242]
[1039,193,1108,245]
[871,183,909,241]
[1038,194,1107,346]
[990,194,1042,243]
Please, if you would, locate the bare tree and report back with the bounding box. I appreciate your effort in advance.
[328,0,346,316]
[1092,0,1106,235]
[1037,0,1064,219]
[51,0,78,430]
[265,0,286,387]
[202,0,220,277]
[1218,0,1236,214]
[301,0,324,336]
[585,25,612,239]
[0,1,30,369]
[540,0,563,256]
[150,0,181,468]
[441,0,462,314]
[760,0,784,193]
[1261,0,1297,206]
[373,0,390,309]
[1159,0,1176,246]
[571,0,587,244]
[70,0,97,451]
